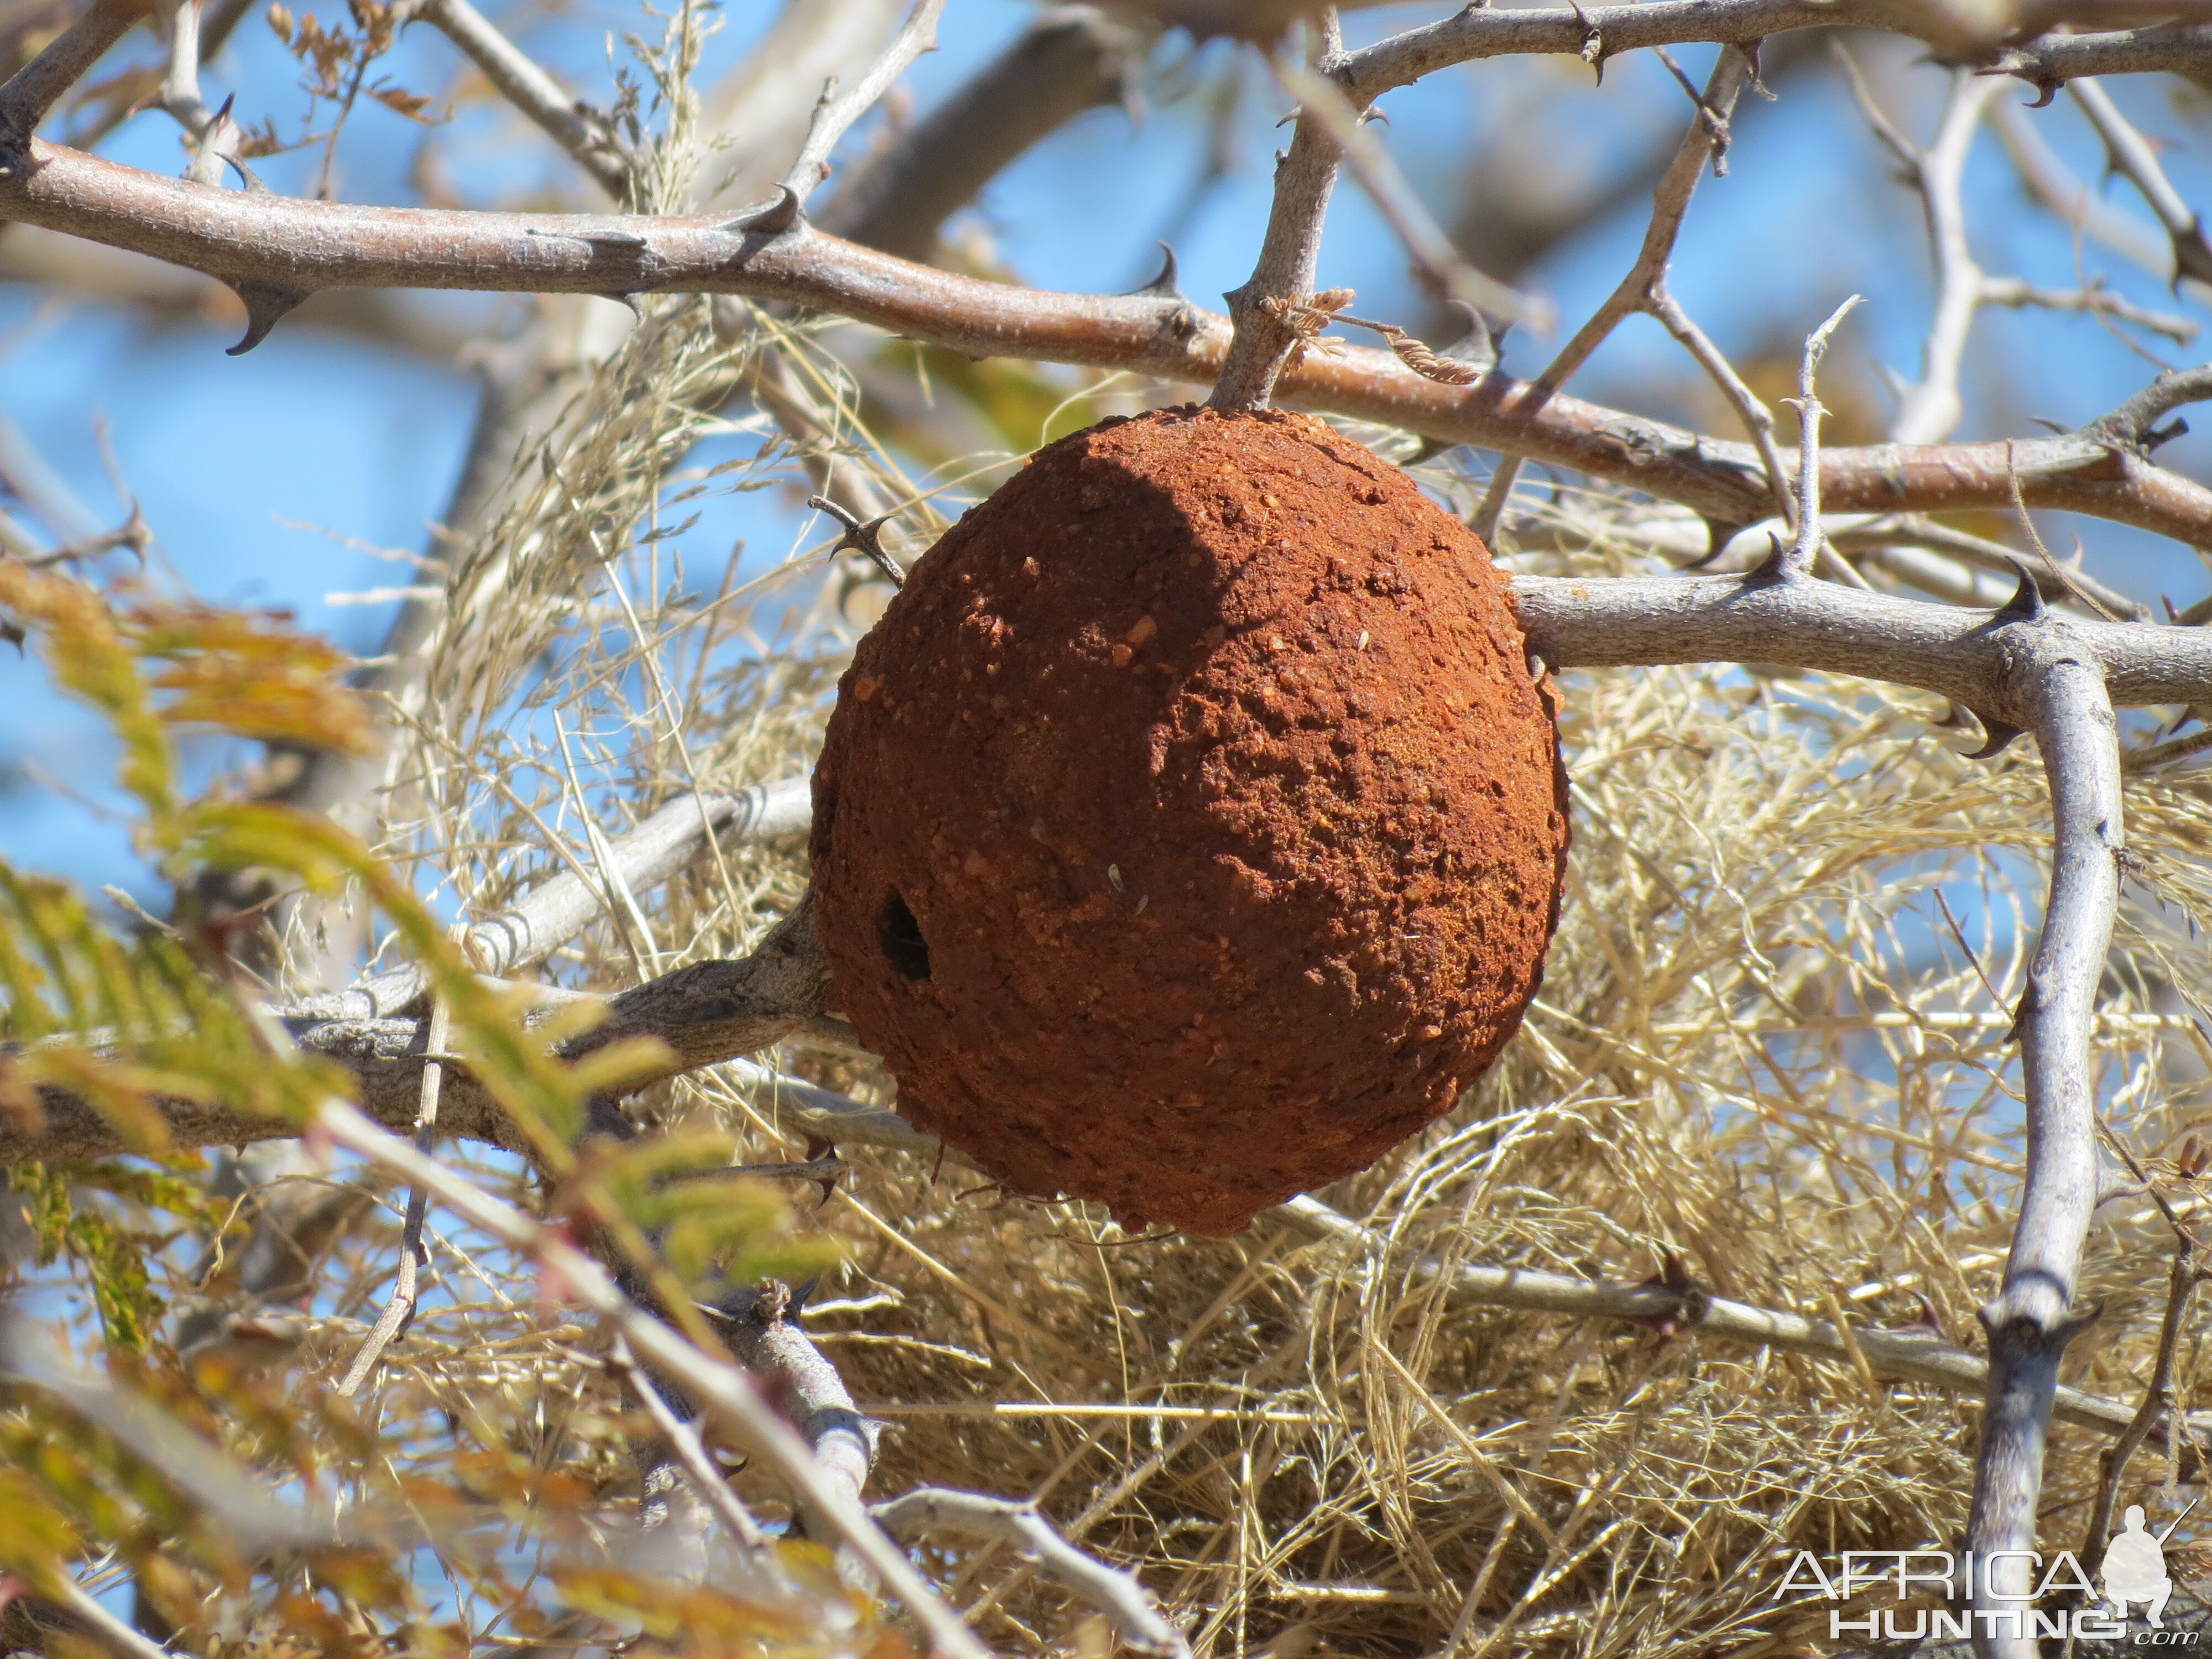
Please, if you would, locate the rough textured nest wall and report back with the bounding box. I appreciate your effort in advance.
[811,406,1568,1235]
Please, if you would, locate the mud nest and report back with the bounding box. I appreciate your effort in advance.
[811,406,1568,1234]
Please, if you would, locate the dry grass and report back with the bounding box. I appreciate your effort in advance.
[237,292,2212,1658]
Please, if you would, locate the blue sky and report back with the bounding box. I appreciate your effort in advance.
[4,0,2209,901]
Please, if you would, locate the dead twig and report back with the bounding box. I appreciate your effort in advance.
[872,1486,1191,1657]
[335,992,451,1396]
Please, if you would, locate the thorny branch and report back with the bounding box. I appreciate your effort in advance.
[1965,601,2123,1657]
[1207,10,1348,413]
[777,0,945,207]
[1468,44,1747,542]
[8,139,2212,546]
[1782,293,1862,575]
[2065,76,2212,291]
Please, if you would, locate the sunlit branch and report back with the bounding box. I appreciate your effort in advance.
[11,140,2212,545]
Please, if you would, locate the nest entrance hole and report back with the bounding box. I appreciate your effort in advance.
[877,890,932,982]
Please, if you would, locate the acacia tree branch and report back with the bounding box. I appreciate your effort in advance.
[814,6,1145,260]
[1470,45,1747,541]
[291,777,811,1024]
[15,138,2209,542]
[0,0,148,139]
[1510,566,2212,717]
[778,0,945,206]
[333,994,450,1395]
[1893,72,2007,447]
[314,1098,994,1659]
[713,1282,879,1533]
[2064,75,2212,290]
[1990,94,2175,281]
[1336,1,2212,97]
[1264,1194,2212,1442]
[1965,612,2122,1657]
[414,0,634,199]
[0,894,832,1168]
[1995,22,2212,92]
[1208,11,1347,412]
[870,1489,1190,1658]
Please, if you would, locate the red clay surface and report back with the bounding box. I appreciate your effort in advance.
[811,406,1568,1234]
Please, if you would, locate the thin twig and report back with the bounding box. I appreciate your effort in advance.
[872,1487,1191,1657]
[606,1334,776,1555]
[416,0,633,199]
[1469,46,1746,542]
[1269,55,1547,332]
[2006,439,2125,623]
[42,1572,176,1659]
[778,0,946,207]
[2079,1241,2206,1570]
[1646,286,1797,529]
[2124,722,2212,772]
[336,993,451,1395]
[315,1099,994,1659]
[1781,294,1863,575]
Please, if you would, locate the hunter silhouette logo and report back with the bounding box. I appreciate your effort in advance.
[2104,1501,2194,1629]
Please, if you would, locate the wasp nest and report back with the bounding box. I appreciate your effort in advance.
[810,406,1568,1235]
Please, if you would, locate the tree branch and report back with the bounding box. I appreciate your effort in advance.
[1996,22,2212,92]
[415,0,634,200]
[11,138,2210,544]
[713,1283,879,1535]
[1337,1,2212,98]
[2064,75,2212,290]
[871,1488,1190,1658]
[1208,13,1347,412]
[1265,1194,2199,1442]
[1965,614,2122,1656]
[1470,44,1747,540]
[1892,72,2007,447]
[1510,565,2212,718]
[1991,93,2175,281]
[0,0,147,141]
[315,1099,994,1659]
[0,896,831,1167]
[778,0,945,207]
[293,778,811,1023]
[814,6,1144,260]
